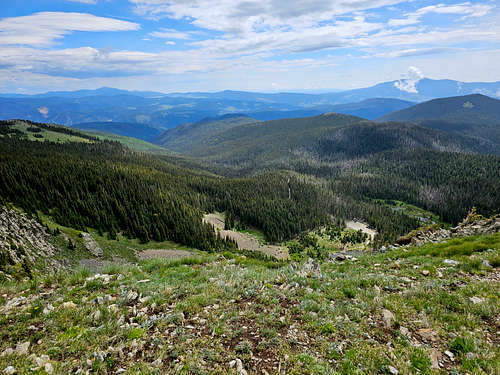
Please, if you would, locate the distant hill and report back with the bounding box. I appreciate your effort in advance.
[312,98,415,120]
[0,119,170,154]
[379,94,500,146]
[250,98,414,121]
[175,112,496,165]
[155,114,257,152]
[73,122,163,142]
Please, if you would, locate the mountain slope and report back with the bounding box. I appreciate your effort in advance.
[0,119,171,154]
[73,122,163,142]
[155,114,257,152]
[311,98,415,120]
[177,112,498,164]
[379,94,500,146]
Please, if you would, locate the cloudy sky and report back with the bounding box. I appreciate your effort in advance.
[1,0,499,93]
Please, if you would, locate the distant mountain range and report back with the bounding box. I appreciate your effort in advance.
[1,78,499,131]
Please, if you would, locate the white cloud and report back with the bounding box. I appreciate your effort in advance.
[376,47,464,58]
[129,0,404,32]
[394,66,424,93]
[150,28,193,40]
[0,12,140,47]
[388,2,493,28]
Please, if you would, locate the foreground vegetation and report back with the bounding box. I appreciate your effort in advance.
[0,233,498,374]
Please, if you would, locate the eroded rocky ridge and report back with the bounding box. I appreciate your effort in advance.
[0,206,64,280]
[397,210,500,247]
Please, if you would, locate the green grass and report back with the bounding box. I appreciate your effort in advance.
[9,121,92,143]
[0,233,498,374]
[89,131,173,154]
[37,211,199,264]
[399,232,500,258]
[372,199,446,225]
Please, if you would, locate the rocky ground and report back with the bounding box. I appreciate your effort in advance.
[0,206,67,281]
[0,230,498,374]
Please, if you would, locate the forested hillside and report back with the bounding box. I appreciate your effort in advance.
[2,118,498,249]
[379,94,500,146]
[174,113,498,165]
[155,114,257,152]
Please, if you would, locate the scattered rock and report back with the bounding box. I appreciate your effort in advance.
[151,358,162,367]
[126,290,139,302]
[34,355,50,368]
[444,259,460,266]
[388,365,398,375]
[417,328,438,342]
[3,366,16,375]
[430,349,441,369]
[229,359,247,375]
[466,352,477,360]
[43,304,54,315]
[15,342,30,356]
[297,258,322,277]
[469,296,485,304]
[421,270,430,276]
[444,350,455,361]
[1,348,13,357]
[481,259,491,267]
[382,309,395,329]
[61,301,76,309]
[80,232,103,257]
[44,362,54,374]
[328,253,346,262]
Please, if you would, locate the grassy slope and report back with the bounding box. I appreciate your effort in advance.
[1,120,171,155]
[9,122,92,143]
[88,131,172,155]
[0,233,498,374]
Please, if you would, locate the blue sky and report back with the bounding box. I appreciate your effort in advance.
[0,0,499,93]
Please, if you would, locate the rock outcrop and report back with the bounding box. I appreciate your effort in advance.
[0,206,65,280]
[81,232,103,257]
[396,210,499,247]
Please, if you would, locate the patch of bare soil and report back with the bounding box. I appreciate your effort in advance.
[204,213,225,230]
[346,220,377,239]
[204,213,289,260]
[136,249,195,260]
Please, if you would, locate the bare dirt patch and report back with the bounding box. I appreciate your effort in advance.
[204,213,289,260]
[346,220,377,239]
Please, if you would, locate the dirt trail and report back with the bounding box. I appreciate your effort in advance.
[204,213,288,260]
